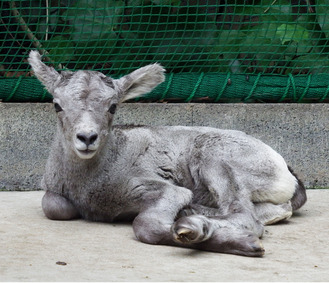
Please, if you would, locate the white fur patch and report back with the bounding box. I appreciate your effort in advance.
[252,151,297,204]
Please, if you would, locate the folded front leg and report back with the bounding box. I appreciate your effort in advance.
[132,182,193,245]
[42,190,80,220]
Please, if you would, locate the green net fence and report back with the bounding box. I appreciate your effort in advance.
[1,0,329,102]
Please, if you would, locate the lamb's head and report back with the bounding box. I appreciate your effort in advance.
[28,50,165,160]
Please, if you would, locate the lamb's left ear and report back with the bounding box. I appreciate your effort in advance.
[115,64,166,102]
[28,50,61,93]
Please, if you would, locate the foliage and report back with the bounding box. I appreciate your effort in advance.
[8,0,329,75]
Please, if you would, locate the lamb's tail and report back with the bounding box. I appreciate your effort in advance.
[288,166,307,211]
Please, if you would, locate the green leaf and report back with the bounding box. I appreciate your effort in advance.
[151,0,181,5]
[126,0,150,6]
[296,40,313,55]
[262,0,293,22]
[63,0,124,62]
[276,24,309,44]
[227,0,292,21]
[43,35,76,62]
[246,22,281,40]
[316,0,329,38]
[64,0,124,41]
[119,6,221,72]
[290,54,329,74]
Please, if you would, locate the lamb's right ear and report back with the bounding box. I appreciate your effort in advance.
[28,50,61,93]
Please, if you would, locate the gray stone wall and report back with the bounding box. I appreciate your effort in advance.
[0,103,328,190]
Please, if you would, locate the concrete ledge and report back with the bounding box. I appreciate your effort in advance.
[0,190,328,281]
[0,103,328,190]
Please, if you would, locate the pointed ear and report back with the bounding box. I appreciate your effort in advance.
[28,50,61,93]
[115,63,165,102]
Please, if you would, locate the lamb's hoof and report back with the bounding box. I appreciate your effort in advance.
[172,215,210,244]
[258,242,265,255]
[221,234,265,257]
[236,235,265,257]
[250,239,265,257]
[174,227,198,244]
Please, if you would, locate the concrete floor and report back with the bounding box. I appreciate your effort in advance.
[0,190,328,282]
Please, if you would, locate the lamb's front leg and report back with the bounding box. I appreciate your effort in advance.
[42,191,80,220]
[132,182,193,245]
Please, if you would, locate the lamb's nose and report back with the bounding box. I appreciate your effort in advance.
[77,133,98,146]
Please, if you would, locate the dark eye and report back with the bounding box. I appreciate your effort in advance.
[108,104,117,114]
[54,103,63,113]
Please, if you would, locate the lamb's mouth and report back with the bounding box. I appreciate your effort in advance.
[78,149,96,154]
[76,149,97,159]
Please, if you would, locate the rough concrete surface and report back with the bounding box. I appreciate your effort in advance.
[0,103,328,190]
[0,190,328,282]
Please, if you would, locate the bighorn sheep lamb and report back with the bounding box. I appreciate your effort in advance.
[29,50,306,257]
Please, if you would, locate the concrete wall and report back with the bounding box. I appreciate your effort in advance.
[0,103,328,190]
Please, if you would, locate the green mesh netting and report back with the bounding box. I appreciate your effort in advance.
[1,0,329,102]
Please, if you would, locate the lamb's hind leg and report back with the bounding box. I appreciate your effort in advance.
[172,214,265,257]
[254,202,292,225]
[172,162,265,256]
[132,179,264,256]
[42,191,80,220]
[178,202,293,226]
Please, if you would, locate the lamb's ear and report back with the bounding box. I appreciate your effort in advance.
[28,50,61,93]
[115,63,165,102]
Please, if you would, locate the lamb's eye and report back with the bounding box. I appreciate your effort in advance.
[108,104,117,114]
[54,103,63,113]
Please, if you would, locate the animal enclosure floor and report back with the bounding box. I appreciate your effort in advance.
[0,190,328,282]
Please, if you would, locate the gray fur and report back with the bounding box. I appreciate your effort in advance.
[28,50,307,257]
